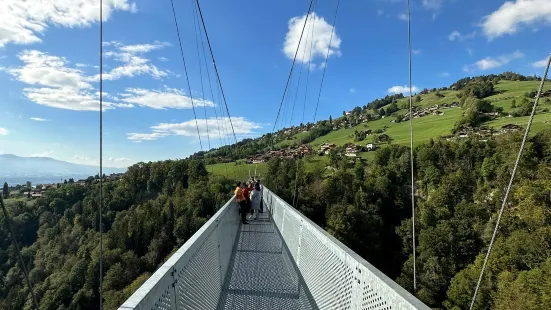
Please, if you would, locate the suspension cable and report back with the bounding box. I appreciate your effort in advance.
[169,0,204,152]
[272,0,314,132]
[312,0,340,123]
[195,5,229,178]
[0,195,40,309]
[292,5,317,208]
[293,0,340,210]
[194,0,239,146]
[287,3,315,128]
[99,0,104,307]
[195,0,249,179]
[469,53,551,310]
[301,9,316,125]
[406,0,416,292]
[192,1,211,151]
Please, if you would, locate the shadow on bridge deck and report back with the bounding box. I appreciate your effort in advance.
[218,210,318,310]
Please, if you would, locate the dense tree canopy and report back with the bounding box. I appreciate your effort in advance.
[265,128,551,310]
[0,159,233,309]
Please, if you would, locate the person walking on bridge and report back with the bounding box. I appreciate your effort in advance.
[249,182,262,220]
[243,181,253,220]
[234,182,248,224]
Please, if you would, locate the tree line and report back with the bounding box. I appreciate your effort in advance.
[264,128,551,310]
[0,159,234,309]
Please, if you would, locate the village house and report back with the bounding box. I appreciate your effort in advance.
[345,145,359,157]
[501,124,522,133]
[320,143,336,155]
[320,143,336,151]
[41,183,57,190]
[366,143,377,151]
[298,144,311,154]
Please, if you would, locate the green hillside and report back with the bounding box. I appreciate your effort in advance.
[207,77,551,178]
[276,82,549,144]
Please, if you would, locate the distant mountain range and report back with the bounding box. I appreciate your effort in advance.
[0,154,127,185]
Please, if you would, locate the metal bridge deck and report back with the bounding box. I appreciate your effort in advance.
[218,211,314,309]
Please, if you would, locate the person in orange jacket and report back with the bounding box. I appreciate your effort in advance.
[234,181,248,224]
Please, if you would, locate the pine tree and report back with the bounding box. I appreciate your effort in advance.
[2,182,9,199]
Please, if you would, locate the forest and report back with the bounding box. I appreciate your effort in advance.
[0,159,234,309]
[264,129,551,310]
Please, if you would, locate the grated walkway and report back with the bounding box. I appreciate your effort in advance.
[218,210,316,309]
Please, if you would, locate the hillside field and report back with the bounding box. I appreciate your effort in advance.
[207,80,551,179]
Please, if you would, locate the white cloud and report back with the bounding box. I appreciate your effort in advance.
[31,150,53,157]
[422,0,442,10]
[413,49,421,55]
[119,87,215,110]
[466,48,473,56]
[388,85,419,95]
[4,45,173,111]
[531,57,550,68]
[448,30,477,41]
[89,42,169,82]
[128,117,262,142]
[463,50,524,72]
[349,88,356,93]
[119,43,166,53]
[158,57,168,62]
[0,128,8,135]
[4,50,105,111]
[283,12,341,65]
[398,13,408,21]
[126,132,169,141]
[30,117,48,121]
[108,157,130,162]
[6,50,92,90]
[74,155,91,161]
[439,72,450,77]
[482,0,551,39]
[377,10,384,16]
[0,0,136,47]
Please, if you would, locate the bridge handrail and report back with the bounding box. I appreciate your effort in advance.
[262,187,430,310]
[119,195,240,310]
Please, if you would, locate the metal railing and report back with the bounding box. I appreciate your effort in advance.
[119,187,430,310]
[263,187,430,310]
[119,197,241,310]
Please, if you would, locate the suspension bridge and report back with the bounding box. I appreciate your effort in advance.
[118,187,430,309]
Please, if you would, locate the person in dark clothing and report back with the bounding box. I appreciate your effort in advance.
[242,182,253,220]
[257,179,264,213]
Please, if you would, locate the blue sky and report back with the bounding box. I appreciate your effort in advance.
[0,0,550,168]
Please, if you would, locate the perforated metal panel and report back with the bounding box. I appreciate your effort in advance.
[153,285,173,310]
[119,199,240,310]
[281,210,301,261]
[272,197,284,232]
[298,224,354,309]
[219,205,241,282]
[175,226,221,309]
